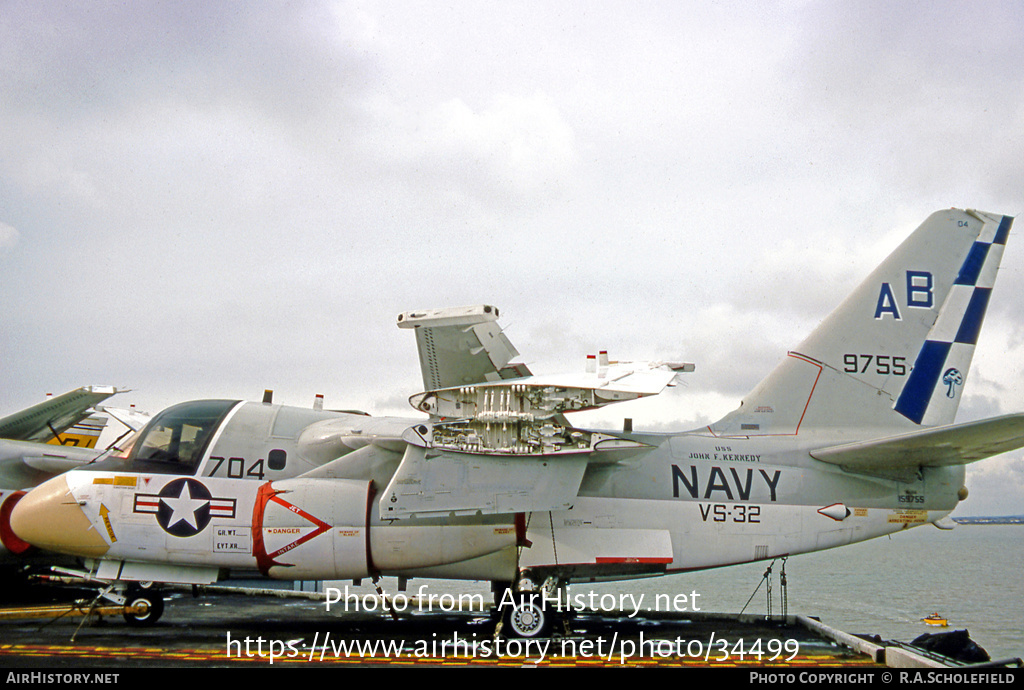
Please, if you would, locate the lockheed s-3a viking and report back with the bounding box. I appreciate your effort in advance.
[8,208,1023,636]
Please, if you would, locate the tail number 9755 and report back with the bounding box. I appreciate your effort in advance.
[843,354,907,376]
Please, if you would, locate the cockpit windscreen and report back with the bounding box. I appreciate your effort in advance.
[88,399,239,475]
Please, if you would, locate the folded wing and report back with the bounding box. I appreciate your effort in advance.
[397,305,530,391]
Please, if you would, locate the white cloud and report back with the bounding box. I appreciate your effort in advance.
[369,91,578,208]
[962,455,1024,516]
[0,221,18,253]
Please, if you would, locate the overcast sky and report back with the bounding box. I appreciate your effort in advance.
[1,1,1022,514]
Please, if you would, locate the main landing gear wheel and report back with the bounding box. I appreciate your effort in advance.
[504,593,552,638]
[122,589,164,626]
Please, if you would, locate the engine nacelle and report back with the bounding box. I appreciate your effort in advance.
[256,477,516,580]
[254,478,372,580]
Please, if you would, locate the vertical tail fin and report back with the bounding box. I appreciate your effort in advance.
[711,209,1013,437]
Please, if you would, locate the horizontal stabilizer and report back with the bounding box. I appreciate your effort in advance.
[810,413,1024,471]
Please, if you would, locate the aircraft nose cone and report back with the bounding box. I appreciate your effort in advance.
[9,475,110,557]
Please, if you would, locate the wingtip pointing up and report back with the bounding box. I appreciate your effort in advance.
[397,304,500,329]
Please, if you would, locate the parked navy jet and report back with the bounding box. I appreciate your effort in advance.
[0,387,126,560]
[9,209,1023,635]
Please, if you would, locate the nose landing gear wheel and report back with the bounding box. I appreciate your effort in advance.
[123,590,164,626]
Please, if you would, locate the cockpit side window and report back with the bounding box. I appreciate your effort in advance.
[127,400,238,475]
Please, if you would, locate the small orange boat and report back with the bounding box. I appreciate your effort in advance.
[922,612,948,627]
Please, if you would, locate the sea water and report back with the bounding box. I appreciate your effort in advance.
[593,524,1024,661]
